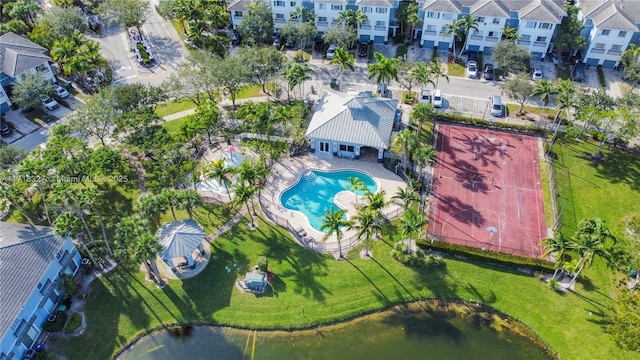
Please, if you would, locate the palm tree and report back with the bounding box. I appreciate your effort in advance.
[457,15,479,59]
[364,190,387,234]
[319,206,353,259]
[552,79,576,143]
[336,9,368,32]
[329,46,355,92]
[161,188,180,221]
[400,209,426,253]
[540,233,579,279]
[443,19,464,59]
[78,187,113,257]
[390,129,417,173]
[205,159,233,200]
[351,207,381,257]
[412,145,438,182]
[177,189,203,219]
[410,62,434,93]
[411,103,436,140]
[54,212,98,267]
[531,80,557,122]
[368,52,399,88]
[114,214,165,286]
[568,218,616,288]
[51,184,97,246]
[502,26,520,41]
[348,176,366,207]
[430,59,449,89]
[393,185,419,211]
[283,62,312,101]
[233,182,257,228]
[137,193,167,227]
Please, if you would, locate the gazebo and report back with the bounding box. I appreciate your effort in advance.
[156,219,206,272]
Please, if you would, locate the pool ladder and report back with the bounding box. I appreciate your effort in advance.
[301,170,317,182]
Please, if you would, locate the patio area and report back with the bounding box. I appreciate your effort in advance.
[259,154,406,258]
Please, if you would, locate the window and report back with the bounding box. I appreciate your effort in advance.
[318,3,326,9]
[376,20,385,27]
[276,13,284,19]
[526,21,535,28]
[619,31,628,37]
[594,43,605,49]
[22,324,39,349]
[318,16,327,22]
[492,18,500,24]
[520,34,530,41]
[611,44,622,51]
[339,145,355,152]
[477,16,485,23]
[274,0,284,7]
[319,142,329,152]
[234,11,242,17]
[443,13,452,20]
[375,7,387,13]
[36,64,47,72]
[539,22,551,29]
[361,6,371,13]
[426,11,439,19]
[601,29,610,36]
[426,25,436,32]
[440,26,447,33]
[331,4,342,10]
[290,1,296,6]
[536,36,546,42]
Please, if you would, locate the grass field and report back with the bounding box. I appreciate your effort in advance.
[447,61,465,77]
[155,99,196,118]
[47,138,640,360]
[160,117,189,139]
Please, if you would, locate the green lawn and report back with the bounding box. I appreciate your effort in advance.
[161,117,189,139]
[45,137,640,360]
[505,104,553,121]
[155,99,196,118]
[447,61,465,77]
[237,84,267,99]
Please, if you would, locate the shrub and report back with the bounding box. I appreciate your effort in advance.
[396,45,408,60]
[478,51,484,71]
[64,312,82,334]
[136,43,151,63]
[294,49,305,62]
[257,256,268,272]
[417,238,555,272]
[42,311,67,332]
[402,91,417,104]
[431,47,438,63]
[367,40,374,60]
[391,243,445,268]
[434,113,546,134]
[597,65,606,88]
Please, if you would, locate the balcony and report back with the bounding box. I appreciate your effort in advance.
[439,31,448,37]
[607,49,622,55]
[374,25,386,31]
[518,40,531,45]
[425,30,437,36]
[470,34,483,40]
[274,18,285,23]
[486,36,499,42]
[533,41,547,47]
[591,48,605,54]
[317,21,328,26]
[290,19,300,24]
[360,24,371,30]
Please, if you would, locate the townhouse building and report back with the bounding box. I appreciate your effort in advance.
[271,0,311,30]
[355,0,395,43]
[228,0,269,30]
[313,0,348,35]
[577,0,640,69]
[418,0,565,60]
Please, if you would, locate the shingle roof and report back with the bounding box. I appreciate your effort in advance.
[156,220,206,260]
[579,0,639,31]
[421,0,463,13]
[0,32,51,78]
[356,0,394,7]
[499,0,566,22]
[470,0,509,18]
[306,90,397,149]
[228,0,267,12]
[0,222,66,341]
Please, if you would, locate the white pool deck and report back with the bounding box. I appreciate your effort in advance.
[197,143,407,258]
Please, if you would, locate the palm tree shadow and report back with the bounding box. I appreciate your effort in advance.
[345,259,391,305]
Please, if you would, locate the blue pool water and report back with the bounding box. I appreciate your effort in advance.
[280,170,377,231]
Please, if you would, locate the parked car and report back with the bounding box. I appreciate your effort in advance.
[231,31,240,45]
[358,43,368,57]
[532,66,543,80]
[420,90,431,104]
[572,61,585,82]
[0,120,12,137]
[314,37,324,52]
[467,61,478,78]
[483,64,495,80]
[432,89,443,108]
[285,38,295,48]
[40,95,59,111]
[55,85,69,98]
[326,44,337,60]
[490,95,503,117]
[272,37,281,48]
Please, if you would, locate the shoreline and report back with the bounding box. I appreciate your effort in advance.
[114,299,559,360]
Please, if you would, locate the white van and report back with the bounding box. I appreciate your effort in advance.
[432,89,443,108]
[490,96,503,117]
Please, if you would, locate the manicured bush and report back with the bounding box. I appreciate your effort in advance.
[136,43,151,63]
[402,91,417,104]
[43,311,67,332]
[434,113,546,134]
[65,312,82,334]
[431,46,438,63]
[391,243,445,268]
[416,238,555,272]
[597,65,606,88]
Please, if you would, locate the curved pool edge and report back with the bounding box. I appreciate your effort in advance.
[114,299,559,360]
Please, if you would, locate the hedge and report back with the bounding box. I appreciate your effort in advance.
[597,65,606,88]
[416,238,555,273]
[434,113,547,134]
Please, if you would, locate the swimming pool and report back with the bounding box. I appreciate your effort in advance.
[280,170,378,232]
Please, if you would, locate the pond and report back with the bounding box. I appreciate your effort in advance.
[118,302,554,360]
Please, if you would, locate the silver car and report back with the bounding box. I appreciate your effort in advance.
[532,66,543,80]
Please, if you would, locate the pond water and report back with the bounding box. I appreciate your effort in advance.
[119,303,553,360]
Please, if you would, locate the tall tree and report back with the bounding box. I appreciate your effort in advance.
[430,59,449,90]
[53,212,98,266]
[0,170,36,226]
[412,145,437,182]
[621,44,640,88]
[443,19,464,60]
[554,4,586,61]
[43,6,88,38]
[237,0,273,45]
[393,184,419,211]
[211,55,251,109]
[531,80,557,122]
[67,87,118,146]
[329,46,354,92]
[368,52,399,87]
[569,218,616,288]
[98,0,149,30]
[205,158,233,200]
[491,40,531,74]
[390,128,417,173]
[114,214,165,286]
[321,25,358,49]
[238,46,286,95]
[457,15,479,58]
[410,62,433,92]
[319,206,353,259]
[137,193,167,227]
[501,26,519,41]
[411,103,436,140]
[177,189,203,219]
[13,73,55,109]
[348,176,366,207]
[283,62,312,100]
[351,207,381,257]
[233,182,257,228]
[400,209,426,253]
[78,186,113,257]
[540,233,578,279]
[500,73,534,115]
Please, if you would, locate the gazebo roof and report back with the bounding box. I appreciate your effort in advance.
[156,219,206,260]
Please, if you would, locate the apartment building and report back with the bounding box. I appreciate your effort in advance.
[578,0,640,69]
[356,0,395,44]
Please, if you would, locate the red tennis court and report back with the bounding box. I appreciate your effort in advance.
[427,124,548,258]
